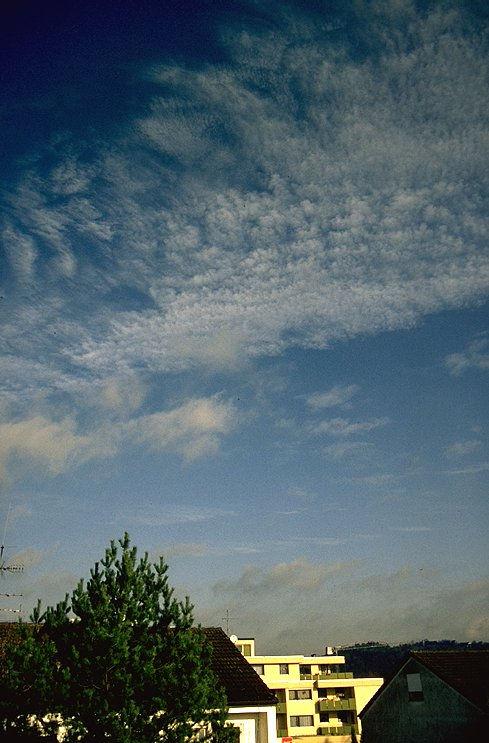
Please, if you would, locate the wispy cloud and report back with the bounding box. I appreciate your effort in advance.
[323,441,374,459]
[2,2,489,408]
[306,384,359,410]
[309,417,389,437]
[0,395,236,484]
[128,396,236,460]
[126,505,234,528]
[445,338,489,376]
[213,558,357,596]
[444,440,482,458]
[156,542,261,559]
[204,564,489,650]
[443,462,489,476]
[0,415,114,485]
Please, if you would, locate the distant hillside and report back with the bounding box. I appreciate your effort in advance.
[342,640,489,679]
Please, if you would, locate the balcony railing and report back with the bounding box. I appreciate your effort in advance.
[317,672,353,679]
[319,698,356,712]
[318,724,359,736]
[276,703,287,714]
[277,730,288,739]
[300,673,313,680]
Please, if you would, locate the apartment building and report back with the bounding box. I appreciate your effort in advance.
[233,637,382,741]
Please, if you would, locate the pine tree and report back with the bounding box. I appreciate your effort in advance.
[0,534,238,742]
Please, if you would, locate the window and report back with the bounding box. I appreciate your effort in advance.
[251,664,264,675]
[289,689,312,700]
[290,716,314,727]
[241,644,251,657]
[274,689,286,703]
[407,673,424,701]
[279,663,289,674]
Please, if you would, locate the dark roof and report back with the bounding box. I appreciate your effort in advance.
[411,650,489,712]
[1,623,275,708]
[360,650,489,717]
[202,627,277,707]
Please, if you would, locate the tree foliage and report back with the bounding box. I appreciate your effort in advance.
[0,534,238,743]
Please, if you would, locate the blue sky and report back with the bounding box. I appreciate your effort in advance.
[1,0,488,651]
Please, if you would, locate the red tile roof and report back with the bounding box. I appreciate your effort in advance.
[360,650,489,717]
[412,650,489,712]
[202,627,277,707]
[0,623,277,708]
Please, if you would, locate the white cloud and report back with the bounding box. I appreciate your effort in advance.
[323,441,374,459]
[204,565,489,651]
[445,338,489,375]
[213,558,356,596]
[155,541,261,559]
[7,548,45,568]
[127,505,233,527]
[100,375,146,414]
[2,2,489,399]
[0,395,235,484]
[309,417,389,437]
[444,440,482,458]
[2,224,37,283]
[306,384,359,410]
[0,415,113,484]
[444,462,489,476]
[347,473,397,486]
[129,396,236,460]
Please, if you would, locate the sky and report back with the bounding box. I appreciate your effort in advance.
[0,0,488,653]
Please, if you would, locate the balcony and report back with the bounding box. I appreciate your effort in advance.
[276,703,287,714]
[317,672,353,680]
[300,673,313,680]
[319,698,356,712]
[277,730,288,738]
[318,724,359,736]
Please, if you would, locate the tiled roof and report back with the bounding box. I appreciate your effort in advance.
[202,627,277,707]
[412,650,489,712]
[0,622,276,708]
[360,650,489,717]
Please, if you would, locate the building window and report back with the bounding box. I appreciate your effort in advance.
[241,644,251,656]
[407,673,424,701]
[289,689,312,700]
[251,664,264,675]
[290,716,314,727]
[279,663,289,674]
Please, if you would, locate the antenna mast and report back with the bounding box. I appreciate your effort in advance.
[0,504,24,615]
[221,609,236,636]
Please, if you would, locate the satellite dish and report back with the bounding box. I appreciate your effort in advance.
[230,634,238,643]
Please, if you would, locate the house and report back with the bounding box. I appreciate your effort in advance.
[234,636,382,741]
[359,650,489,743]
[0,623,277,743]
[203,628,278,743]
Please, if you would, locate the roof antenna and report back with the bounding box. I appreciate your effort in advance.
[221,609,236,636]
[0,504,24,616]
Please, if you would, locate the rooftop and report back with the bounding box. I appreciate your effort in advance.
[412,650,489,712]
[203,628,277,707]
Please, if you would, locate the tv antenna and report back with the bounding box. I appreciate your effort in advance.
[221,609,236,636]
[0,504,24,615]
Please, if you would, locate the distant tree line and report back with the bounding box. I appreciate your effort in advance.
[343,640,489,679]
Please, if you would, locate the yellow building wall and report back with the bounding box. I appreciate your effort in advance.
[235,639,383,740]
